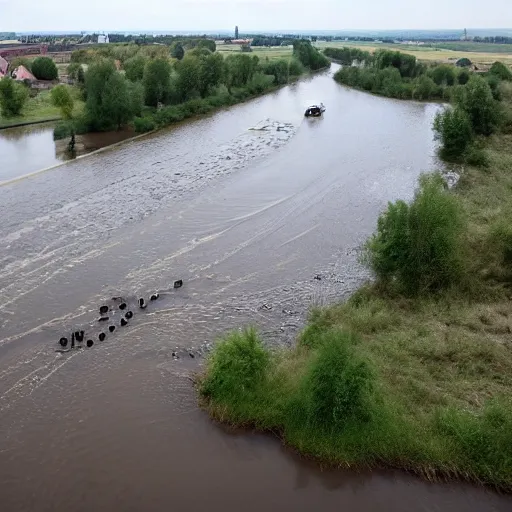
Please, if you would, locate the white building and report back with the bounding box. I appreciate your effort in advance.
[98,34,110,44]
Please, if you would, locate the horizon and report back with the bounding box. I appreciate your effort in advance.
[2,0,511,33]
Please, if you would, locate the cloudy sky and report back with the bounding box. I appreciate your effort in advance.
[0,0,510,32]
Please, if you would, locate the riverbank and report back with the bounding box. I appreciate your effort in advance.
[198,97,512,490]
[0,88,85,130]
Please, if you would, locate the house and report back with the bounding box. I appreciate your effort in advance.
[98,34,110,44]
[0,55,8,77]
[11,65,36,82]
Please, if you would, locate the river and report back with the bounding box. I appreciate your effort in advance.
[1,66,510,511]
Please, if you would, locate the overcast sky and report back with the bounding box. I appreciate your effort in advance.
[1,0,510,32]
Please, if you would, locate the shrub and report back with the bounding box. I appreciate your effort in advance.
[50,84,74,119]
[53,121,73,140]
[434,107,474,160]
[457,69,470,85]
[247,72,274,94]
[490,221,512,267]
[143,58,171,107]
[464,145,489,167]
[0,77,28,117]
[413,75,438,100]
[430,64,456,86]
[456,57,472,67]
[124,56,146,82]
[31,57,58,80]
[303,330,375,429]
[200,328,269,403]
[133,116,155,133]
[365,173,465,295]
[455,75,501,136]
[287,58,304,77]
[489,61,512,81]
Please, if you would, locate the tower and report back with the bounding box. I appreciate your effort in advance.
[464,28,467,41]
[235,26,239,39]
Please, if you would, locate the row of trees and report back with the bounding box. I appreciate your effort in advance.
[331,47,505,101]
[54,41,328,137]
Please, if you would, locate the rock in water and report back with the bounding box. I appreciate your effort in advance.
[150,293,159,301]
[109,325,116,333]
[120,318,128,327]
[173,280,183,289]
[99,305,109,315]
[119,303,127,310]
[125,311,133,320]
[59,337,68,347]
[99,333,106,342]
[87,340,94,348]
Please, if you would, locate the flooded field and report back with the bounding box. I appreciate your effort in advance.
[1,66,510,511]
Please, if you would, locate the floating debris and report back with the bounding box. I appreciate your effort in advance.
[174,280,183,289]
[109,325,116,333]
[99,333,106,342]
[125,311,133,320]
[139,298,147,309]
[150,293,159,301]
[120,318,128,327]
[59,337,68,347]
[119,303,127,310]
[99,305,109,315]
[87,340,94,348]
[98,316,109,322]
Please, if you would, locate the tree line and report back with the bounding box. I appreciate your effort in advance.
[52,40,327,139]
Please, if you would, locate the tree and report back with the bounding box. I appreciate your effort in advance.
[67,62,82,81]
[143,58,171,106]
[174,56,201,101]
[456,58,472,67]
[413,75,438,100]
[489,61,512,81]
[0,77,28,117]
[85,59,133,130]
[31,57,58,80]
[102,72,133,129]
[197,39,216,53]
[198,53,225,96]
[225,54,259,88]
[124,55,146,81]
[434,106,473,160]
[456,75,501,136]
[430,64,456,86]
[127,80,144,117]
[457,69,470,85]
[50,84,74,119]
[171,42,185,61]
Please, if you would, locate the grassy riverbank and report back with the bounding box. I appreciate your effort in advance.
[0,88,84,129]
[198,79,512,491]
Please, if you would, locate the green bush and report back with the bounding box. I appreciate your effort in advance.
[133,116,155,133]
[53,121,73,140]
[434,107,474,160]
[365,173,465,295]
[303,330,375,429]
[0,77,28,117]
[413,75,438,100]
[490,221,512,267]
[455,75,501,136]
[457,69,470,85]
[31,57,58,80]
[430,64,456,86]
[200,328,269,404]
[247,72,274,94]
[288,58,304,77]
[50,84,74,119]
[489,61,512,81]
[464,145,489,167]
[124,55,147,82]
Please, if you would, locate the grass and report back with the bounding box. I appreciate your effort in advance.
[199,94,512,491]
[315,41,512,66]
[216,43,293,61]
[0,87,84,129]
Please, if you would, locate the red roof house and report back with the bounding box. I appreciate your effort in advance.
[11,65,36,82]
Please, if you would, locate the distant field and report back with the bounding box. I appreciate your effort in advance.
[216,43,293,60]
[432,41,512,53]
[314,41,512,66]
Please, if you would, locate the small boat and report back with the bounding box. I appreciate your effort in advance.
[305,103,325,117]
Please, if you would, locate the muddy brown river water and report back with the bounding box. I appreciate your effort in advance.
[1,66,510,511]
